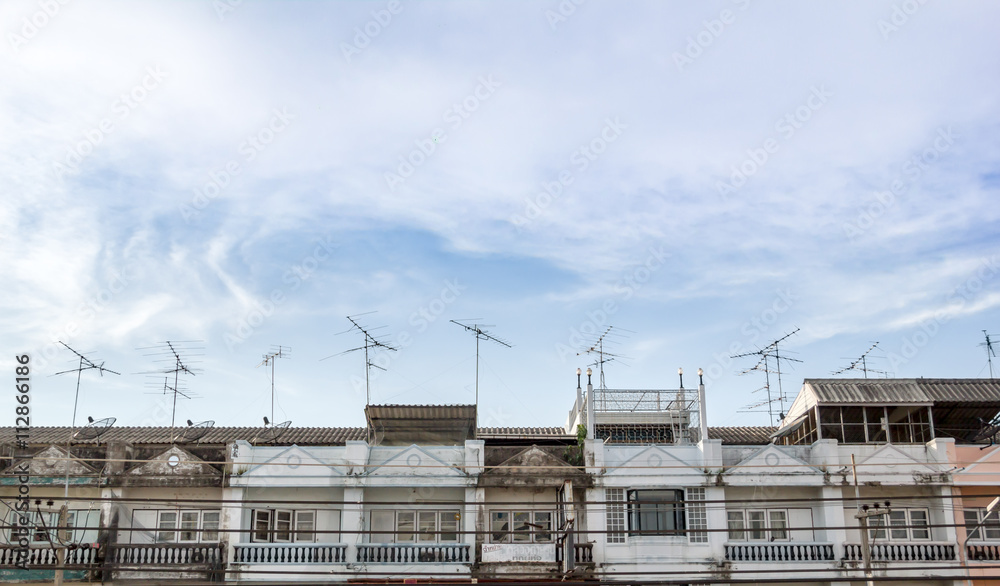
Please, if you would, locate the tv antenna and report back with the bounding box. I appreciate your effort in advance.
[576,326,630,390]
[832,342,886,378]
[981,331,996,379]
[321,312,397,406]
[257,345,290,429]
[450,320,511,424]
[732,328,802,425]
[138,341,203,441]
[52,341,119,498]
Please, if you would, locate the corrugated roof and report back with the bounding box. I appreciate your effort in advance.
[478,427,570,438]
[707,426,776,445]
[803,378,1000,405]
[0,426,367,446]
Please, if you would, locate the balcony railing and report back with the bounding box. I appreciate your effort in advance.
[591,389,697,413]
[968,543,1000,562]
[843,542,955,562]
[0,545,99,567]
[555,542,594,565]
[111,543,224,566]
[356,543,471,563]
[725,542,834,562]
[233,543,348,564]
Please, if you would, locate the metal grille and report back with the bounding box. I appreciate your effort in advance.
[686,488,707,543]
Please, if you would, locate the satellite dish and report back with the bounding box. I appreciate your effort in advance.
[177,420,215,443]
[261,420,292,443]
[971,417,1000,448]
[74,417,116,442]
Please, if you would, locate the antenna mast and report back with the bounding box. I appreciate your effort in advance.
[258,345,290,427]
[322,312,397,406]
[576,326,629,390]
[733,328,802,425]
[450,320,511,426]
[138,341,203,442]
[833,342,886,379]
[981,331,996,379]
[53,342,119,498]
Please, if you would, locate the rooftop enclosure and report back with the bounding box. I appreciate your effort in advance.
[775,379,1000,446]
[365,404,477,445]
[567,387,700,445]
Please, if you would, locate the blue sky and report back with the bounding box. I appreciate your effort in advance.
[2,0,999,432]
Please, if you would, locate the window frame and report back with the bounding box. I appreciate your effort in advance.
[965,508,1000,541]
[626,489,686,538]
[726,509,790,542]
[251,508,320,544]
[489,510,557,544]
[868,508,930,542]
[369,509,461,544]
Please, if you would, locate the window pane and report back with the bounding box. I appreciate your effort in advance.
[534,512,552,543]
[180,511,199,542]
[491,512,509,543]
[629,490,683,536]
[439,512,459,542]
[868,516,886,540]
[370,510,394,543]
[295,511,315,543]
[202,512,220,542]
[727,511,745,541]
[910,510,929,540]
[274,511,292,542]
[985,512,1000,540]
[397,511,415,542]
[605,489,626,544]
[253,510,271,542]
[157,512,177,543]
[965,510,983,541]
[748,511,766,541]
[889,510,908,540]
[769,511,787,540]
[417,511,437,543]
[512,512,532,543]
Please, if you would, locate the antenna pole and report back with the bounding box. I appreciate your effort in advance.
[985,331,995,379]
[65,356,83,500]
[475,326,480,412]
[763,354,773,425]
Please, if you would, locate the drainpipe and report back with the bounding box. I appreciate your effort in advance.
[586,368,594,441]
[698,368,708,444]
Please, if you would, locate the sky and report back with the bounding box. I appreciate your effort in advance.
[2,0,999,434]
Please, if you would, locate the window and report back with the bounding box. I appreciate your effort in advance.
[606,489,626,544]
[965,508,1000,541]
[687,488,708,543]
[489,510,555,543]
[369,510,460,544]
[251,509,320,543]
[727,510,788,541]
[868,509,929,541]
[818,406,932,444]
[627,490,685,537]
[156,510,221,543]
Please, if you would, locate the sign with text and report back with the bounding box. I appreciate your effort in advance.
[481,543,555,563]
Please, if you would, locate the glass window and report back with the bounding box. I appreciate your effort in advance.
[396,511,415,542]
[417,511,437,543]
[628,490,685,536]
[534,512,552,543]
[868,515,887,540]
[202,512,220,542]
[274,510,292,542]
[179,511,200,542]
[157,511,177,543]
[370,510,394,543]
[511,512,532,543]
[252,510,271,542]
[768,511,788,540]
[748,511,766,541]
[439,512,459,542]
[491,512,510,543]
[605,489,626,544]
[727,511,746,541]
[294,511,315,543]
[888,510,908,540]
[909,510,929,540]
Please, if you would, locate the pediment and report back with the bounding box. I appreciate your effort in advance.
[239,445,345,479]
[127,446,220,477]
[3,446,96,477]
[489,446,575,473]
[727,445,820,476]
[368,445,464,477]
[605,445,703,476]
[854,444,939,475]
[958,446,1000,478]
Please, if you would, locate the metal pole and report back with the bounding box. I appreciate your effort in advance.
[852,454,875,586]
[65,356,83,499]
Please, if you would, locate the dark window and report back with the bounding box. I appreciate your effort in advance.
[627,490,685,536]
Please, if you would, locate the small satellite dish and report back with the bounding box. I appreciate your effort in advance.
[972,417,1000,449]
[177,420,215,443]
[261,420,292,443]
[74,417,116,442]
